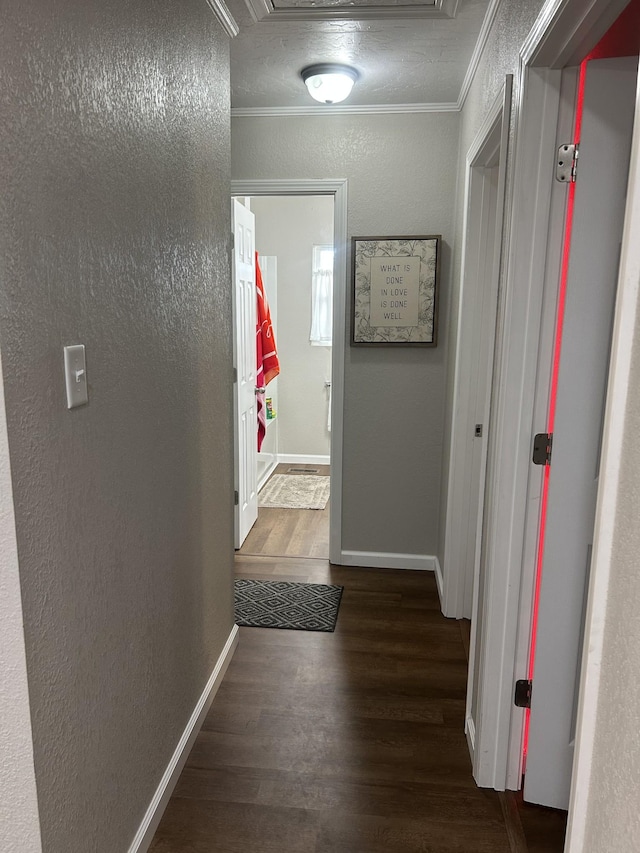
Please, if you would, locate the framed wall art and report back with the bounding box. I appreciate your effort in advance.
[351,235,440,346]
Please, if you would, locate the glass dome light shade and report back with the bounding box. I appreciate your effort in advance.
[301,64,359,105]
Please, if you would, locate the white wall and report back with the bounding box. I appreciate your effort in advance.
[579,285,640,851]
[253,195,333,458]
[0,1,234,850]
[233,113,458,557]
[568,52,640,850]
[0,346,42,853]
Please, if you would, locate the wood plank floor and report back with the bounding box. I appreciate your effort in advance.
[150,553,567,852]
[151,561,505,852]
[238,465,330,560]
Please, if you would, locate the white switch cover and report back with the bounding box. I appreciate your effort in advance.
[63,345,89,409]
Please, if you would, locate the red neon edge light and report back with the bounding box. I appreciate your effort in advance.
[523,0,640,764]
[522,58,587,763]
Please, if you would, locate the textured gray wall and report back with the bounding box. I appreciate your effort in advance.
[232,114,458,556]
[0,1,234,851]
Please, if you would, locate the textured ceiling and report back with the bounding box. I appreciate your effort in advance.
[228,0,491,110]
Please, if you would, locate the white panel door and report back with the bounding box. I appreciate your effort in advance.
[525,57,638,810]
[232,199,258,549]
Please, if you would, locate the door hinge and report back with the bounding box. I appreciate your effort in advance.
[233,367,237,383]
[234,489,239,506]
[230,232,235,250]
[556,143,579,183]
[514,679,532,709]
[532,432,553,466]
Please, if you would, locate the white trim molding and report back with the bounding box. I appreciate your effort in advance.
[471,0,636,797]
[231,179,346,199]
[469,0,635,791]
[277,454,331,466]
[242,0,458,23]
[465,714,476,756]
[457,0,502,110]
[0,347,43,853]
[257,458,278,492]
[442,77,512,621]
[128,625,239,853]
[470,61,563,792]
[565,62,640,853]
[231,178,348,567]
[340,551,437,571]
[204,0,239,37]
[231,103,459,118]
[522,0,630,68]
[434,556,445,602]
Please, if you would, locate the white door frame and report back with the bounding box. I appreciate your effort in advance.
[230,178,348,566]
[442,76,512,621]
[452,79,513,768]
[469,0,632,791]
[232,199,259,549]
[523,56,638,811]
[565,58,640,852]
[0,343,43,852]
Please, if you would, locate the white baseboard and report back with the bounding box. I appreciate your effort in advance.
[128,624,239,853]
[257,458,278,492]
[434,556,444,604]
[465,714,476,758]
[339,550,436,571]
[278,453,331,466]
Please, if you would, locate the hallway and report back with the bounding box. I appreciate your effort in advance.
[150,556,566,851]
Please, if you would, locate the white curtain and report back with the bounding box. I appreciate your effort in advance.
[310,249,333,346]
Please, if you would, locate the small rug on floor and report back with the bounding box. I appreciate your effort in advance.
[258,473,330,510]
[234,579,343,632]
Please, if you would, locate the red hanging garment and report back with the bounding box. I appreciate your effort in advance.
[256,254,280,451]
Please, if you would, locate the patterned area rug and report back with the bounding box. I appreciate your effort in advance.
[258,474,330,510]
[234,579,343,632]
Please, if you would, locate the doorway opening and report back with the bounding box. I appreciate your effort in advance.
[455,79,513,771]
[231,179,348,565]
[440,76,513,774]
[523,52,638,812]
[236,194,334,560]
[442,76,512,621]
[464,0,640,830]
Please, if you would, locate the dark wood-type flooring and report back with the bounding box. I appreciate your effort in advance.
[151,473,566,852]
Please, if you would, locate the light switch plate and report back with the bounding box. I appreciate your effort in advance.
[63,345,88,409]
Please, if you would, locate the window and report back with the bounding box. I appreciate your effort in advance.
[310,244,333,346]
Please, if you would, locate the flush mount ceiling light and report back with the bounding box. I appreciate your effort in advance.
[301,64,360,105]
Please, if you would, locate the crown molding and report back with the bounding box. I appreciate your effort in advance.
[231,101,460,117]
[457,0,502,110]
[229,0,505,116]
[205,0,240,37]
[243,0,458,23]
